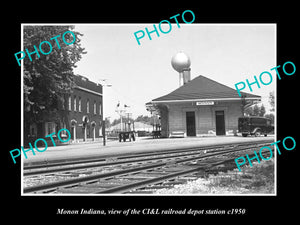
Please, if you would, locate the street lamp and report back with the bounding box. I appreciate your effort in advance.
[97,79,112,146]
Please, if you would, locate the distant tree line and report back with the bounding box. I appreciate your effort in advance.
[243,91,275,124]
[105,115,158,128]
[245,104,266,117]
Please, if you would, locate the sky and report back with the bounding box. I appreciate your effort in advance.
[73,24,276,120]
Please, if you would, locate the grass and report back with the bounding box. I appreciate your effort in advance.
[155,159,275,195]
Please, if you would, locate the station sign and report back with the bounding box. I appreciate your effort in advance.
[196,101,214,105]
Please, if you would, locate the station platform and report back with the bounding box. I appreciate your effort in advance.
[22,135,275,167]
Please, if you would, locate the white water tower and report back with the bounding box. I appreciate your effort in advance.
[171,52,191,86]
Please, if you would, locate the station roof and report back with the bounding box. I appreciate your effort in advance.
[151,75,261,103]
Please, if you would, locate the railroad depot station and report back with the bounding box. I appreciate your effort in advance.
[146,53,261,138]
[24,52,262,145]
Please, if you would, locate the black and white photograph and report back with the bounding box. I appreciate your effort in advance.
[4,5,298,221]
[21,23,276,196]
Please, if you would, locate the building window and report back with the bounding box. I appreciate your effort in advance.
[87,99,89,113]
[29,123,37,137]
[60,123,68,138]
[78,97,81,112]
[61,97,65,110]
[99,103,102,116]
[74,96,77,111]
[94,101,96,114]
[45,122,56,136]
[68,96,72,111]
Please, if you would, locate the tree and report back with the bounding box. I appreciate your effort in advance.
[105,117,111,128]
[253,105,260,116]
[111,118,121,126]
[269,91,275,112]
[244,106,254,116]
[259,104,266,116]
[135,115,151,124]
[23,26,86,136]
[245,104,266,117]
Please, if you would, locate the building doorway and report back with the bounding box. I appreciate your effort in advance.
[186,111,196,136]
[215,110,225,135]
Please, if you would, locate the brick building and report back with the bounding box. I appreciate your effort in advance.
[67,75,103,142]
[26,74,103,144]
[147,75,261,137]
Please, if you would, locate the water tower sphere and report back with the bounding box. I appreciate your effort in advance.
[171,52,191,73]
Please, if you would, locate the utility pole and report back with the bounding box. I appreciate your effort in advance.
[97,79,112,146]
[102,120,106,146]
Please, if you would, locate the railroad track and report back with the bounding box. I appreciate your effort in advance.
[23,140,273,194]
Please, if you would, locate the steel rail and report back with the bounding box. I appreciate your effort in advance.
[24,141,271,176]
[24,140,272,170]
[23,142,272,194]
[95,166,206,194]
[98,150,275,194]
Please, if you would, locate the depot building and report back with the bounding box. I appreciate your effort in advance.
[146,75,261,138]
